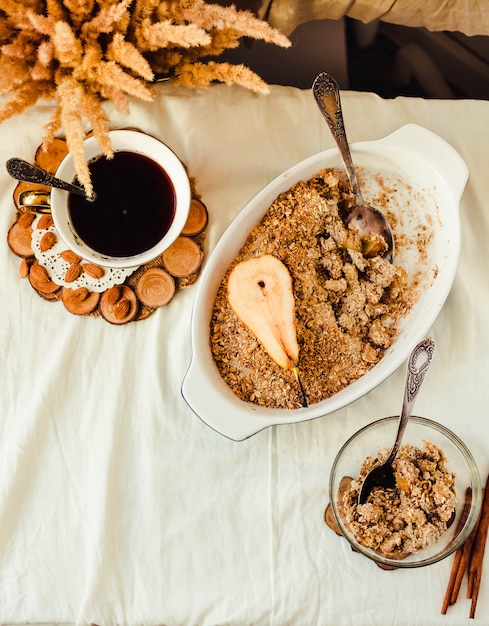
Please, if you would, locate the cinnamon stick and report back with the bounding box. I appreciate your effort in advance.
[441,476,489,619]
[441,488,475,613]
[467,475,489,618]
[452,521,479,604]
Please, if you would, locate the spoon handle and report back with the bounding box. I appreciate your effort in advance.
[312,72,364,205]
[388,337,436,463]
[6,158,88,198]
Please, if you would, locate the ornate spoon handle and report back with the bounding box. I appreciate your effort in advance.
[312,72,364,204]
[6,158,92,199]
[387,337,436,463]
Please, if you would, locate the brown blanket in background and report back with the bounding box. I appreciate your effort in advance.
[221,0,489,36]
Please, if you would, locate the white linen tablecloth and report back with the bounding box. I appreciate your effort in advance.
[1,83,488,626]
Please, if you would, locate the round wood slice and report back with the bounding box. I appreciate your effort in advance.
[181,199,208,236]
[324,504,342,536]
[135,267,175,307]
[13,181,51,211]
[61,287,100,315]
[35,138,69,173]
[7,221,34,257]
[99,285,138,325]
[36,289,60,302]
[161,236,203,278]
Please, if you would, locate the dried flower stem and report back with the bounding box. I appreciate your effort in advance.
[0,0,291,192]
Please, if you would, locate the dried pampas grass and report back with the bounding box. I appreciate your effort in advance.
[0,0,291,194]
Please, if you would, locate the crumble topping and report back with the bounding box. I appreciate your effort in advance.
[341,441,457,557]
[210,168,421,409]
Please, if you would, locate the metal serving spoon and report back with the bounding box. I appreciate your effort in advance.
[6,158,95,201]
[312,72,394,262]
[358,337,436,505]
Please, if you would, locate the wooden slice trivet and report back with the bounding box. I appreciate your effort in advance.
[34,138,69,173]
[7,221,34,257]
[99,285,138,325]
[28,261,61,300]
[135,267,176,307]
[324,504,342,536]
[61,286,100,315]
[161,236,203,278]
[7,134,208,325]
[181,199,208,236]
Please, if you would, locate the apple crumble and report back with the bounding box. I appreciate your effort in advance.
[341,441,457,557]
[210,168,419,409]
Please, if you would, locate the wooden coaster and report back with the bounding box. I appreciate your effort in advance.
[8,133,209,325]
[324,504,342,536]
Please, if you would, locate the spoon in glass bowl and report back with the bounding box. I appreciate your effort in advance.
[6,158,95,201]
[312,72,394,262]
[358,337,436,505]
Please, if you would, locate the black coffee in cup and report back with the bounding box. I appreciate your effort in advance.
[68,151,176,257]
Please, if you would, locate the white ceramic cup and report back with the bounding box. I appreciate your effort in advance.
[50,130,191,268]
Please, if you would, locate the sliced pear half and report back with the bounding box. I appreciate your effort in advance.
[227,255,307,407]
[228,255,299,369]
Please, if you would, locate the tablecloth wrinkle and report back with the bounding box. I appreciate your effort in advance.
[1,83,489,625]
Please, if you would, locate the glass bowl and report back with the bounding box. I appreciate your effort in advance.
[329,416,482,568]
